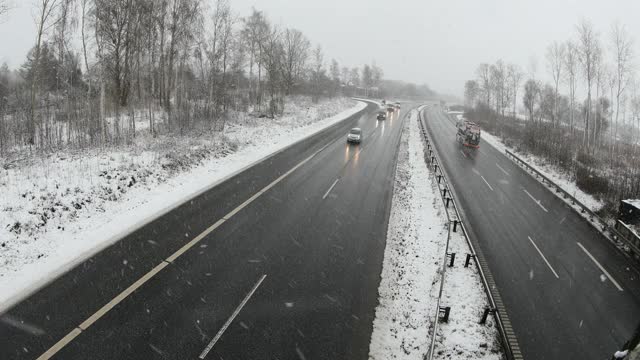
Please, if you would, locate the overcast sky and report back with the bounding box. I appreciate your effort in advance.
[1,0,639,97]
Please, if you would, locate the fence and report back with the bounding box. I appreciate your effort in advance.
[505,149,640,261]
[417,107,520,360]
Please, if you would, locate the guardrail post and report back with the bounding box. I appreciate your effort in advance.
[465,253,475,267]
[442,188,448,197]
[452,220,459,232]
[439,306,451,323]
[437,175,442,183]
[432,156,436,164]
[445,197,451,208]
[447,252,456,267]
[480,307,496,324]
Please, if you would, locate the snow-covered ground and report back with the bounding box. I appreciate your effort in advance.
[480,131,604,212]
[0,96,366,310]
[434,228,502,359]
[368,110,501,360]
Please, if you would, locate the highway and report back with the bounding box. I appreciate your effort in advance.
[422,106,640,360]
[0,102,411,359]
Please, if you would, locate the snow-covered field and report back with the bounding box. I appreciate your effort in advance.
[368,110,501,360]
[0,96,365,310]
[480,131,604,212]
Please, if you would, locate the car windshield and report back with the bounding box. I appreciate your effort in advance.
[2,2,640,360]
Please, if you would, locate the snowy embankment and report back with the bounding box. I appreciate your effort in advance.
[0,96,366,309]
[369,110,501,359]
[479,131,604,211]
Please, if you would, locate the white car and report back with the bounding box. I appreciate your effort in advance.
[347,128,362,143]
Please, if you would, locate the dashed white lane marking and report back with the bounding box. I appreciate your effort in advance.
[322,179,340,200]
[496,163,510,176]
[523,189,548,212]
[480,175,494,191]
[460,150,467,158]
[576,242,624,291]
[528,236,560,279]
[199,274,267,359]
[36,140,332,360]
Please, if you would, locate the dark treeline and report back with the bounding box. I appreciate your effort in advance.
[0,0,433,155]
[463,20,640,217]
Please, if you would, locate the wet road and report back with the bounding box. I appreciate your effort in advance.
[422,106,640,360]
[1,101,413,359]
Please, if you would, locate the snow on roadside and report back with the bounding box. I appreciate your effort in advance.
[368,110,447,360]
[434,228,502,359]
[369,109,503,360]
[481,130,604,212]
[0,97,366,309]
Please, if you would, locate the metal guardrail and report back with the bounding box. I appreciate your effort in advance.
[417,107,519,360]
[504,149,640,260]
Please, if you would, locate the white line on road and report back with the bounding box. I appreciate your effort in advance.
[496,163,510,176]
[322,179,340,199]
[528,236,560,279]
[480,175,494,191]
[199,274,267,359]
[523,189,548,212]
[36,139,332,360]
[576,242,624,291]
[460,150,467,158]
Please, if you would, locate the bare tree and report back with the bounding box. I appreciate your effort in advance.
[546,41,565,126]
[563,40,579,134]
[280,28,309,95]
[576,19,602,148]
[507,63,523,118]
[611,22,634,153]
[464,80,479,107]
[476,63,491,106]
[28,0,61,145]
[348,67,359,87]
[310,44,324,102]
[490,60,507,119]
[523,78,540,122]
[329,59,340,95]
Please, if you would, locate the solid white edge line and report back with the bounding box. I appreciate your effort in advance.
[523,189,548,212]
[496,163,510,176]
[528,236,560,279]
[36,136,331,360]
[322,179,340,200]
[0,101,370,315]
[480,175,494,191]
[199,274,268,359]
[576,242,624,291]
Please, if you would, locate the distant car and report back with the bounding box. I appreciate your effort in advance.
[347,127,362,143]
[377,111,387,120]
[394,102,401,109]
[387,105,395,112]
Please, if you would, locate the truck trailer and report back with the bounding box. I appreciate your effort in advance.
[456,119,481,148]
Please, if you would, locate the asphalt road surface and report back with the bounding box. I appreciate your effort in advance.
[422,106,640,360]
[0,102,412,359]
